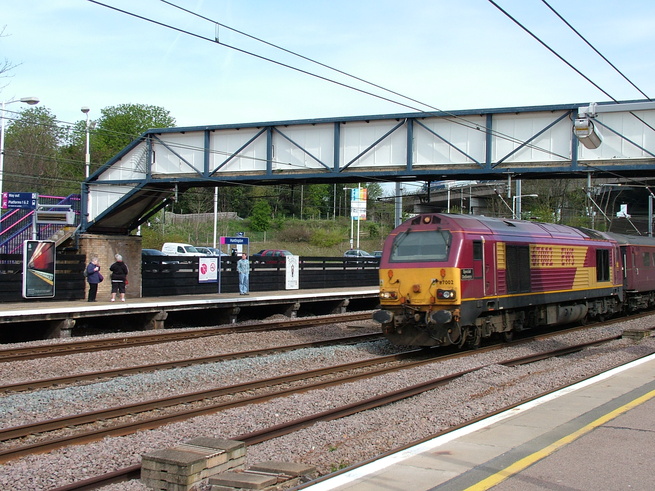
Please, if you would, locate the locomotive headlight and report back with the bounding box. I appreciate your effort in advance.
[380,291,398,300]
[437,289,456,300]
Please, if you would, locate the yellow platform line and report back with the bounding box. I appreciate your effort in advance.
[464,389,655,491]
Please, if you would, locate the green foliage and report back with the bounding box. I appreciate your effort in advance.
[250,200,272,232]
[282,222,313,242]
[91,103,175,169]
[329,461,349,472]
[366,221,381,238]
[4,106,69,195]
[310,228,344,247]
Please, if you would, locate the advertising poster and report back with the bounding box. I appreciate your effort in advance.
[285,255,299,290]
[199,257,218,283]
[23,240,56,298]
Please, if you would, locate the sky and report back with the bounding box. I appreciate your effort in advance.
[2,0,655,130]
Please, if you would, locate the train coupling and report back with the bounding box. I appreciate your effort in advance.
[428,309,452,325]
[373,310,394,325]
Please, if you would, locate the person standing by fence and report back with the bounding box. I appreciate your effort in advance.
[237,253,250,295]
[86,256,102,302]
[109,254,129,302]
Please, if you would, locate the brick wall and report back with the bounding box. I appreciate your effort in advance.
[79,234,142,299]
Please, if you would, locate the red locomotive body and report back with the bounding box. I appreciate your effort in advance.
[374,214,625,347]
[606,232,655,310]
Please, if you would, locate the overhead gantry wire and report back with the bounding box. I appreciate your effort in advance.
[488,0,655,143]
[86,0,425,114]
[160,0,442,114]
[540,0,651,101]
[486,0,616,102]
[86,0,570,161]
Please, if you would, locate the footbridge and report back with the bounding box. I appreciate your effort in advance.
[81,99,655,235]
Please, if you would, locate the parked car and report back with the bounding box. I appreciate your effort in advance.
[142,248,177,265]
[344,249,377,264]
[252,249,294,264]
[161,242,203,256]
[372,250,383,257]
[196,246,228,256]
[343,249,373,258]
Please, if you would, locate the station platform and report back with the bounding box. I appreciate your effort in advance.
[303,352,655,491]
[0,287,380,341]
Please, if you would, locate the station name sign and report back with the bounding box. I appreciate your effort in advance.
[220,236,250,245]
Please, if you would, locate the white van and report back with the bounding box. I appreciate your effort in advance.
[161,242,203,256]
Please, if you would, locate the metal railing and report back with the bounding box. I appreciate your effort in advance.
[0,194,81,254]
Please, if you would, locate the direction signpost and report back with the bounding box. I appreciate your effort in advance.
[2,192,37,210]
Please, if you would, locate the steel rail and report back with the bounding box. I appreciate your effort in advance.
[0,333,382,393]
[0,312,372,362]
[1,332,629,463]
[50,338,644,491]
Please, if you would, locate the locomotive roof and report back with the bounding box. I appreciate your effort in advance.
[602,231,655,246]
[432,214,607,241]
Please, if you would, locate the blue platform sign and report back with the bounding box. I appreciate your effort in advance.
[220,236,249,245]
[2,192,38,210]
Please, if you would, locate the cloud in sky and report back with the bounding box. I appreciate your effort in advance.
[2,0,655,129]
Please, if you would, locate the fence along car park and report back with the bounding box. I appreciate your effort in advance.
[252,249,294,264]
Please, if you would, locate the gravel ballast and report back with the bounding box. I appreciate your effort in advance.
[0,315,653,491]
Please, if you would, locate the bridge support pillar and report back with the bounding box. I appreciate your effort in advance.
[332,299,350,314]
[48,318,76,339]
[145,310,168,330]
[230,307,241,324]
[284,301,301,318]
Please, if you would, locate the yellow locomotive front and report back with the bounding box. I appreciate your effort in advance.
[373,215,466,347]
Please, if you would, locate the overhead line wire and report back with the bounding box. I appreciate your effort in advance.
[486,0,616,102]
[86,0,572,163]
[160,0,439,113]
[540,0,651,101]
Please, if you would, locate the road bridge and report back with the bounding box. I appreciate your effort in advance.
[81,99,655,235]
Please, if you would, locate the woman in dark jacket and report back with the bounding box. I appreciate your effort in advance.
[86,256,102,302]
[109,254,129,302]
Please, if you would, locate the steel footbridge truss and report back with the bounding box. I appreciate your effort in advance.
[81,100,655,234]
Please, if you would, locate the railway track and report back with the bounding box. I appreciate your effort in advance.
[46,333,637,491]
[0,330,625,463]
[0,312,372,363]
[0,333,382,393]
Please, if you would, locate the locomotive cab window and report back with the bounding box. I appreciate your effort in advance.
[473,241,482,261]
[597,249,610,282]
[643,252,651,267]
[390,230,452,262]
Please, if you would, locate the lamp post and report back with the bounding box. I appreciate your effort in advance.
[343,187,354,249]
[512,194,538,219]
[81,106,90,178]
[0,96,40,198]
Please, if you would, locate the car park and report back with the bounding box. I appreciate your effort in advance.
[252,249,294,264]
[344,249,378,264]
[343,249,373,258]
[142,248,177,266]
[195,246,227,256]
[161,242,203,256]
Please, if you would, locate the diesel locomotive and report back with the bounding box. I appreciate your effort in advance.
[373,213,655,348]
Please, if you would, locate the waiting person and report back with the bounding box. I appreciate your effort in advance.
[86,256,102,302]
[237,253,250,295]
[109,254,129,302]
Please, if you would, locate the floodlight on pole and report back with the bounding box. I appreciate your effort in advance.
[0,96,40,198]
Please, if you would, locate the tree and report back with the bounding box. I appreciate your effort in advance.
[3,106,70,195]
[0,26,20,90]
[91,103,176,170]
[250,200,272,232]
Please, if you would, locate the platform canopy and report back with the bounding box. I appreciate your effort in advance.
[81,99,655,234]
